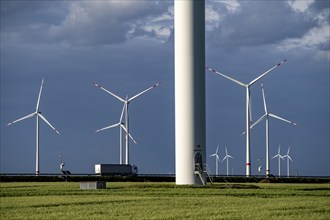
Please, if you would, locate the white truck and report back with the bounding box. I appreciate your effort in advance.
[95,164,138,176]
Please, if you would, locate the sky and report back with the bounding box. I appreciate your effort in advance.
[1,0,329,176]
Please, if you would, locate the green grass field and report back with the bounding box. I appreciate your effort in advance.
[1,182,329,219]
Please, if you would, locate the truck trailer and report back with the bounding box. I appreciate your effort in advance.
[95,164,138,176]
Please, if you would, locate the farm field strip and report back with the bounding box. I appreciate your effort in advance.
[1,182,329,219]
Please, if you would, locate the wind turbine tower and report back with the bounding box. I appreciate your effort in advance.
[175,0,206,185]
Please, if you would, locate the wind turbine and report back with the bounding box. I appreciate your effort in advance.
[283,146,293,177]
[222,146,233,176]
[271,145,284,177]
[209,144,220,176]
[95,102,137,164]
[94,82,161,165]
[7,78,60,175]
[207,59,287,176]
[250,83,297,177]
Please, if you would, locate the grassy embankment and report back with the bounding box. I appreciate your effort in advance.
[1,182,329,219]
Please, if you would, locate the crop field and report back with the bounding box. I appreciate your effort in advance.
[1,182,329,219]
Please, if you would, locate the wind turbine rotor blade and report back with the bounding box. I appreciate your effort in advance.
[249,59,287,86]
[269,113,297,125]
[7,112,36,126]
[128,82,161,102]
[120,123,126,131]
[222,156,227,162]
[261,83,268,113]
[288,155,293,162]
[128,132,137,145]
[210,153,217,157]
[36,78,44,112]
[287,146,291,155]
[38,113,60,135]
[271,154,278,159]
[216,145,219,155]
[95,123,120,132]
[93,83,125,103]
[121,124,138,144]
[249,95,252,125]
[206,67,246,87]
[119,103,126,123]
[250,113,267,129]
[228,155,233,159]
[216,155,220,162]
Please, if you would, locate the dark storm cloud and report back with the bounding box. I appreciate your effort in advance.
[49,1,172,46]
[208,1,317,50]
[318,39,330,51]
[1,1,67,45]
[0,1,67,28]
[310,0,330,13]
[1,1,172,46]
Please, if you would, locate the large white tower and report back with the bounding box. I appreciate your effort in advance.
[175,0,206,185]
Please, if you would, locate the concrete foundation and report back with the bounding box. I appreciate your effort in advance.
[80,181,106,189]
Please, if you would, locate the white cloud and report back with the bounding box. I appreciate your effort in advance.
[129,4,173,43]
[48,1,153,45]
[205,1,241,31]
[207,1,318,50]
[288,0,314,13]
[278,23,330,60]
[278,0,330,60]
[206,5,222,31]
[214,0,241,13]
